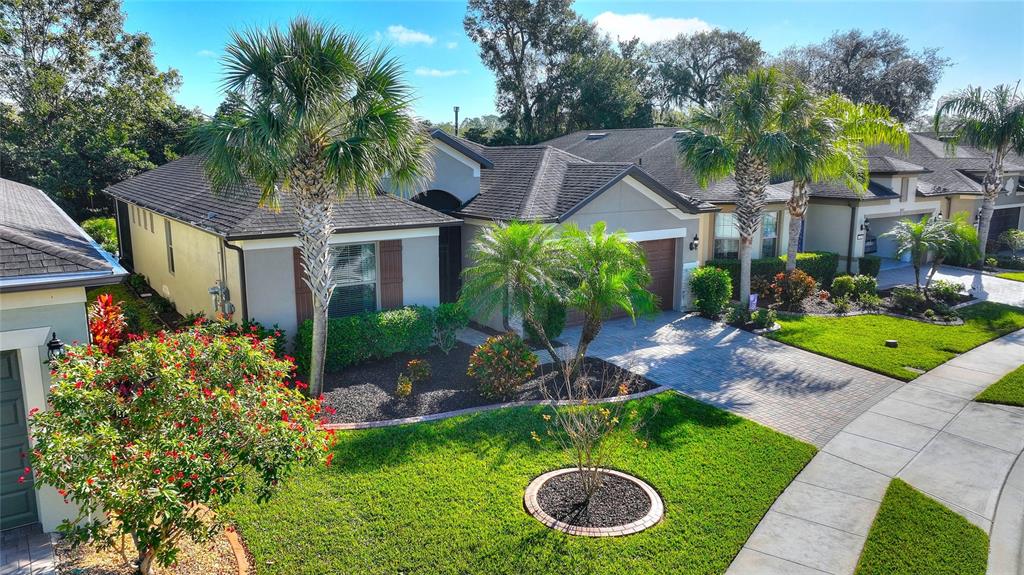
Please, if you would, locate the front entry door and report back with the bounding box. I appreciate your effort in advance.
[0,350,38,530]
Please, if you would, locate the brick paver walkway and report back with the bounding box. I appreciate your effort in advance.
[0,524,56,575]
[561,312,903,447]
[878,264,1024,307]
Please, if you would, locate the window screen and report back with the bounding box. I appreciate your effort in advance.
[714,213,740,259]
[165,220,175,274]
[327,243,377,318]
[761,212,779,258]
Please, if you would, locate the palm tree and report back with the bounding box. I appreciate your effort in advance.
[191,18,432,396]
[460,221,565,366]
[783,94,908,271]
[676,68,799,307]
[560,222,655,374]
[934,84,1024,266]
[880,215,951,292]
[925,212,979,289]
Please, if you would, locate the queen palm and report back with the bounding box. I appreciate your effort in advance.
[934,84,1024,266]
[191,18,431,396]
[783,94,908,271]
[676,68,799,307]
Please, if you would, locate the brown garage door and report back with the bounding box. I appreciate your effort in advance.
[640,239,676,311]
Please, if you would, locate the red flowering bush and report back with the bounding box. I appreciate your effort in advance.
[88,293,126,355]
[28,322,335,574]
[769,269,818,311]
[467,333,538,398]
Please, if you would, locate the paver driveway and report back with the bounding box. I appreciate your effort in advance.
[878,263,1024,307]
[562,312,902,447]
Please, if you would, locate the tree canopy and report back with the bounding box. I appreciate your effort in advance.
[0,0,202,219]
[650,30,764,111]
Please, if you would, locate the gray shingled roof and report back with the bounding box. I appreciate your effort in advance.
[452,142,713,221]
[104,155,459,239]
[867,156,929,174]
[782,179,901,201]
[543,127,793,204]
[1,178,122,281]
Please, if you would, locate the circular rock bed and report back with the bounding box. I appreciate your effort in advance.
[524,468,664,536]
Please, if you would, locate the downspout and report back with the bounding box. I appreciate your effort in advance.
[222,240,248,320]
[846,201,857,274]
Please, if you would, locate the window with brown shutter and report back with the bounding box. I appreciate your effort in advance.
[293,248,314,326]
[378,240,403,309]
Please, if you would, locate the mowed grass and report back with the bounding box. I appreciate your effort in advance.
[227,392,816,575]
[976,364,1024,407]
[996,271,1024,282]
[854,479,988,575]
[769,302,1024,380]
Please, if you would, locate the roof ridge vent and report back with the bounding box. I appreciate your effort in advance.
[585,132,607,140]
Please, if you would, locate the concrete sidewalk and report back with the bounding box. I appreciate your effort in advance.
[728,328,1024,575]
[878,264,1024,307]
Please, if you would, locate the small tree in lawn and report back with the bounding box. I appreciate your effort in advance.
[28,312,335,574]
[1001,229,1024,259]
[881,215,951,292]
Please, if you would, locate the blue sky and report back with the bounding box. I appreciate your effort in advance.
[124,0,1024,124]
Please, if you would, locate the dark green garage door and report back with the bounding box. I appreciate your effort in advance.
[1,350,38,530]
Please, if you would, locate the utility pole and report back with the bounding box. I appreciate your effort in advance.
[453,106,460,137]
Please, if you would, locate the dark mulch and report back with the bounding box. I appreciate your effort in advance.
[536,471,651,528]
[758,286,972,322]
[321,342,654,424]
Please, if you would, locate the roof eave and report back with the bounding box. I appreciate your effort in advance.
[225,220,461,241]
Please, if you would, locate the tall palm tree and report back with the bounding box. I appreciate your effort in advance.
[460,221,565,366]
[191,18,432,396]
[934,83,1024,266]
[560,222,655,374]
[783,94,908,271]
[676,68,799,307]
[880,215,951,292]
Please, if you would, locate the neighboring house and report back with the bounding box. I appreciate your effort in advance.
[0,178,127,532]
[104,155,459,339]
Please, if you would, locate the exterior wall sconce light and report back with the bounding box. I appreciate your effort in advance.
[689,234,700,251]
[861,219,870,232]
[46,332,65,363]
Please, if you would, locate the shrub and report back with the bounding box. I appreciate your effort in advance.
[467,333,538,398]
[524,296,567,344]
[87,294,126,355]
[929,279,965,303]
[892,287,927,313]
[689,266,732,318]
[1000,229,1024,257]
[831,275,856,299]
[770,269,818,311]
[434,301,469,354]
[986,257,999,268]
[81,217,118,254]
[148,292,175,314]
[832,295,852,315]
[708,251,838,296]
[997,256,1024,270]
[29,322,334,574]
[852,274,878,298]
[395,374,413,398]
[859,293,883,310]
[236,319,287,359]
[294,306,435,375]
[858,255,882,277]
[406,359,431,383]
[725,302,750,326]
[127,273,150,293]
[751,308,777,329]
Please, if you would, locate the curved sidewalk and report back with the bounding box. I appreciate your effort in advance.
[727,328,1024,575]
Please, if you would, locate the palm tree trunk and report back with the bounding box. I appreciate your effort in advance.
[733,152,769,308]
[785,182,809,272]
[976,158,1005,267]
[569,313,602,381]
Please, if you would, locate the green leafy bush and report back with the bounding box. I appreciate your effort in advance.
[929,279,965,303]
[858,255,882,277]
[406,359,431,383]
[725,303,750,326]
[689,266,732,318]
[770,270,818,311]
[396,374,413,398]
[852,274,878,298]
[892,287,927,313]
[859,293,883,310]
[524,296,567,344]
[127,273,150,293]
[708,252,839,296]
[81,217,118,254]
[467,333,538,398]
[997,256,1024,270]
[294,306,435,375]
[831,275,856,299]
[434,301,470,354]
[832,295,852,315]
[751,308,777,329]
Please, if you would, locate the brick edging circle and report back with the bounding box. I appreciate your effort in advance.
[523,468,664,537]
[323,386,671,431]
[225,526,250,575]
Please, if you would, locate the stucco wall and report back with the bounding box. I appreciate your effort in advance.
[243,246,298,337]
[707,204,790,260]
[384,142,481,205]
[568,178,690,233]
[401,235,440,307]
[0,287,90,532]
[805,203,855,257]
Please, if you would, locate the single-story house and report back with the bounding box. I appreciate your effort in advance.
[0,177,127,532]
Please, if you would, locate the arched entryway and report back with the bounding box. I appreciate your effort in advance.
[412,190,463,304]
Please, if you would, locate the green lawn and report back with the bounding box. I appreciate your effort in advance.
[769,302,1024,380]
[227,392,816,575]
[854,479,988,575]
[976,364,1024,407]
[996,271,1024,282]
[87,284,163,333]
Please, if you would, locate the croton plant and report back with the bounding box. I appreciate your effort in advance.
[27,300,335,574]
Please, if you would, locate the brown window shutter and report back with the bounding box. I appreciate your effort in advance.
[379,240,403,309]
[293,248,314,325]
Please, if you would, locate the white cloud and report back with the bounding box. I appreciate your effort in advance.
[593,12,713,43]
[387,25,435,46]
[414,67,466,78]
[196,49,218,58]
[446,41,458,50]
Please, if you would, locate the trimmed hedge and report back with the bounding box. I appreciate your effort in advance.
[706,252,840,297]
[858,255,882,277]
[294,306,434,375]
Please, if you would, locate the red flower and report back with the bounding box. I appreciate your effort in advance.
[325,453,334,466]
[281,410,289,422]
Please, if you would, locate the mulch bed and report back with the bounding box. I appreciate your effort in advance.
[535,470,651,528]
[320,342,654,424]
[761,286,972,323]
[56,532,236,575]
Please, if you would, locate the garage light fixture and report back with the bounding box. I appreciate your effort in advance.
[689,234,700,251]
[46,332,65,363]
